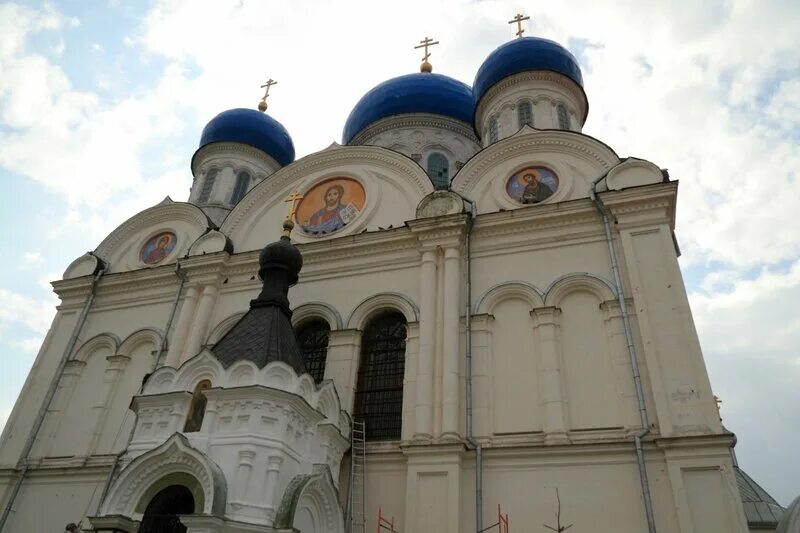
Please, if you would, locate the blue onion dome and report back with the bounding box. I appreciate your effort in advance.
[473,37,584,107]
[343,73,475,144]
[197,108,295,166]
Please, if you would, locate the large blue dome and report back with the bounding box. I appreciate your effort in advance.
[474,37,584,106]
[197,108,295,166]
[343,73,474,144]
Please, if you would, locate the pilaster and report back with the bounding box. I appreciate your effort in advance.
[531,306,568,443]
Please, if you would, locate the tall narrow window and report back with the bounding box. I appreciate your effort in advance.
[427,152,450,190]
[198,169,217,203]
[557,104,570,130]
[517,101,533,128]
[354,311,407,441]
[183,379,211,433]
[489,117,499,143]
[296,319,331,384]
[230,171,251,204]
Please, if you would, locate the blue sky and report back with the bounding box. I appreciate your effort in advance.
[1,0,798,505]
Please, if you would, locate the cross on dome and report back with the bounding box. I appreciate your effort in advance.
[508,13,530,38]
[258,78,278,112]
[414,36,439,73]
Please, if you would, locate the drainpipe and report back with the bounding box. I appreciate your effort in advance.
[589,177,657,533]
[94,260,187,516]
[0,254,108,533]
[462,198,483,533]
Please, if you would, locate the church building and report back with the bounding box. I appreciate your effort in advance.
[0,17,785,533]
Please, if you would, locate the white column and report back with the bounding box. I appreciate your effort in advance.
[532,307,568,443]
[441,246,461,439]
[165,285,199,367]
[263,455,284,523]
[182,284,219,363]
[414,249,437,440]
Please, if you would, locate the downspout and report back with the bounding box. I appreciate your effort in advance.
[93,260,187,516]
[589,177,657,533]
[463,198,483,533]
[0,254,108,533]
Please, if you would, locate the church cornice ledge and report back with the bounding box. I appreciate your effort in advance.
[349,113,480,145]
[452,131,619,195]
[220,147,432,235]
[191,141,281,176]
[95,202,211,263]
[475,70,588,124]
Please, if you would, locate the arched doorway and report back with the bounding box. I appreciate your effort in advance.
[138,484,194,533]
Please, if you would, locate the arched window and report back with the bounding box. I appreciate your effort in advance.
[183,380,211,433]
[139,484,195,533]
[296,319,331,384]
[557,103,570,130]
[354,311,407,441]
[488,117,499,143]
[198,169,217,203]
[517,101,533,128]
[230,171,250,204]
[427,152,450,190]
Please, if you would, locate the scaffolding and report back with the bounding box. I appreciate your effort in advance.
[478,504,509,533]
[376,507,399,533]
[347,419,366,533]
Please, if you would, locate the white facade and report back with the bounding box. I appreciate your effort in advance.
[0,35,776,533]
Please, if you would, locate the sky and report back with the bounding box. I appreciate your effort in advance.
[0,0,798,506]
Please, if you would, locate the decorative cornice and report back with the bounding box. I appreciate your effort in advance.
[452,130,619,195]
[350,113,479,145]
[191,141,281,176]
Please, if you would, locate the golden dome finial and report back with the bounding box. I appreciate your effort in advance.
[508,13,531,38]
[258,78,278,113]
[414,36,439,73]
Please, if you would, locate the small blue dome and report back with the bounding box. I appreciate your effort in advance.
[474,37,584,106]
[343,73,474,144]
[197,108,295,166]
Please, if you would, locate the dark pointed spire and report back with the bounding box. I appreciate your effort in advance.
[212,231,306,373]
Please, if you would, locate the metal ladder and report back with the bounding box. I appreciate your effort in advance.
[348,419,366,533]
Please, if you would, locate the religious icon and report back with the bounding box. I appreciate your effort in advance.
[297,178,366,235]
[506,166,558,204]
[141,231,177,264]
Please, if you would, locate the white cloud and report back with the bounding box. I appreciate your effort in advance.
[21,250,43,265]
[0,288,56,335]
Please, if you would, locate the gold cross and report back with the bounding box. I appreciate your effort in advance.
[508,13,530,38]
[414,36,439,72]
[283,191,304,221]
[258,78,278,111]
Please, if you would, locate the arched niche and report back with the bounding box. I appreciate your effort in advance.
[93,201,211,274]
[100,433,227,520]
[292,302,343,331]
[220,145,433,252]
[275,466,344,533]
[452,129,620,214]
[474,281,545,315]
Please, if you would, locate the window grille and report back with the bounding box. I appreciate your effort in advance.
[230,171,250,204]
[296,319,330,384]
[489,117,499,143]
[198,169,217,203]
[557,104,570,130]
[353,311,407,441]
[518,101,533,128]
[427,152,450,190]
[183,380,211,432]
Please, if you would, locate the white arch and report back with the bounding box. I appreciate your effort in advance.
[118,328,162,356]
[72,333,120,362]
[292,302,343,330]
[474,281,545,315]
[100,433,227,519]
[543,273,617,307]
[275,466,344,533]
[345,292,419,330]
[204,312,246,346]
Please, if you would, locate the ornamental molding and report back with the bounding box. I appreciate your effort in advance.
[191,142,281,176]
[476,70,588,124]
[220,146,432,236]
[452,131,619,195]
[350,113,479,145]
[95,202,211,261]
